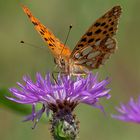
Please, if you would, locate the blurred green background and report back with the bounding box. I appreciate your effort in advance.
[1,0,140,139]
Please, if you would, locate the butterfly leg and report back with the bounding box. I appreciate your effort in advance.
[51,72,58,84]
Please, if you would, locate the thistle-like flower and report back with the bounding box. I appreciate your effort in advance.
[112,97,140,123]
[8,73,110,140]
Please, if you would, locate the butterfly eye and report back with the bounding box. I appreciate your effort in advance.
[60,58,65,66]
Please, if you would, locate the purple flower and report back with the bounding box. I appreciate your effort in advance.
[112,97,140,123]
[8,72,111,127]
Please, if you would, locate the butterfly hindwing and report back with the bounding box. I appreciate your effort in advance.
[70,6,121,69]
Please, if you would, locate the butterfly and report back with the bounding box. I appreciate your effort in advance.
[22,5,122,75]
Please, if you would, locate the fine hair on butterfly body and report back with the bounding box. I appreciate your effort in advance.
[22,5,122,75]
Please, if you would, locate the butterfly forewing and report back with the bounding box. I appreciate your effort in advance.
[70,6,121,69]
[22,5,71,58]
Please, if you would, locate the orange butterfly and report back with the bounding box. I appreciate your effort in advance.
[22,5,122,75]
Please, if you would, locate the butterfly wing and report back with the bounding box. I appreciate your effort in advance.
[70,6,122,69]
[22,5,71,59]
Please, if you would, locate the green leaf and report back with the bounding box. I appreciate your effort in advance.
[0,88,31,114]
[0,88,50,123]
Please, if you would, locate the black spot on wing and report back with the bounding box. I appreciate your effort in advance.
[75,48,80,50]
[96,38,100,42]
[101,22,106,26]
[88,38,94,43]
[104,25,109,28]
[103,31,107,34]
[109,27,113,31]
[32,21,38,26]
[50,38,55,42]
[78,44,84,47]
[111,31,114,35]
[41,29,45,33]
[44,38,48,41]
[94,22,101,27]
[27,14,31,18]
[95,29,102,34]
[40,31,44,35]
[111,22,114,25]
[106,34,109,37]
[49,43,53,46]
[81,37,87,42]
[87,32,93,36]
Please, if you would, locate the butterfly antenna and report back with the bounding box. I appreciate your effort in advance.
[20,40,46,49]
[59,24,72,55]
[64,24,72,46]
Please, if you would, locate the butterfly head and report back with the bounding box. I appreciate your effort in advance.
[54,55,69,73]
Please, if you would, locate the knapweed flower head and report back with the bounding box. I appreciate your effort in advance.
[112,97,140,124]
[8,72,110,140]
